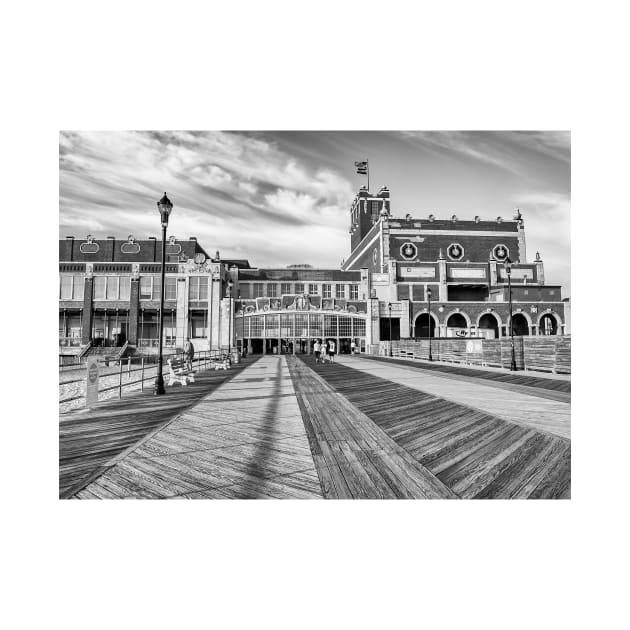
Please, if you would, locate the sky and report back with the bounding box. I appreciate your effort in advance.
[59,130,571,295]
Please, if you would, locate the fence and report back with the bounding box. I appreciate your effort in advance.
[377,335,570,374]
[59,349,233,412]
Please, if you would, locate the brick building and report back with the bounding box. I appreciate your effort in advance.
[59,185,567,358]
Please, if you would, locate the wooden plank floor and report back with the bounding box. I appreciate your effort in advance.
[361,354,571,396]
[73,356,323,499]
[296,356,570,499]
[286,357,457,499]
[59,357,259,498]
[339,356,571,440]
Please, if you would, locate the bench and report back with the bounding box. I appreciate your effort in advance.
[167,357,195,386]
[210,353,231,371]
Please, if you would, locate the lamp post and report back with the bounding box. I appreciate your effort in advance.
[387,302,392,356]
[426,287,433,362]
[227,279,233,359]
[504,257,517,371]
[153,192,173,395]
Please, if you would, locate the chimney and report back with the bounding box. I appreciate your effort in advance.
[107,236,115,261]
[65,236,75,261]
[148,236,157,262]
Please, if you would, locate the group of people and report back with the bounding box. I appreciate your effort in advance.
[314,339,336,364]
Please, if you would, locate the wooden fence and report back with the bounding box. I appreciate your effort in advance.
[378,335,570,374]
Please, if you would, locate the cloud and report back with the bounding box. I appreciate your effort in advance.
[59,131,356,266]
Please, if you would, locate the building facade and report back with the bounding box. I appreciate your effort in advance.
[59,186,568,358]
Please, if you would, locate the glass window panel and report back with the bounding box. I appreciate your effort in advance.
[308,284,318,295]
[152,277,161,300]
[335,284,345,299]
[190,310,207,338]
[267,283,277,297]
[265,314,279,337]
[250,315,263,336]
[73,276,84,300]
[106,276,119,300]
[118,277,130,301]
[198,277,208,300]
[338,316,352,336]
[94,276,107,300]
[140,276,153,300]
[281,283,292,295]
[165,277,177,301]
[239,283,251,299]
[353,318,366,336]
[324,314,337,336]
[322,284,332,298]
[295,283,304,294]
[295,314,308,337]
[188,276,198,300]
[60,275,73,300]
[309,314,322,337]
[349,284,359,300]
[280,314,294,336]
[253,284,264,298]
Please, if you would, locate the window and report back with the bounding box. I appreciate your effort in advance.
[335,284,345,299]
[349,284,359,300]
[253,283,264,298]
[60,275,84,300]
[281,283,292,295]
[189,276,208,300]
[267,283,278,297]
[106,277,119,300]
[140,276,161,300]
[189,310,207,338]
[94,276,107,300]
[353,319,366,336]
[119,277,130,301]
[322,284,332,298]
[308,283,318,295]
[165,277,178,301]
[338,316,352,336]
[295,283,304,294]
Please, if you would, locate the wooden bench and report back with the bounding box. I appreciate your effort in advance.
[167,357,195,386]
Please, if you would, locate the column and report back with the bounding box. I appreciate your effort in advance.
[128,278,139,345]
[175,277,189,349]
[438,256,448,302]
[81,276,94,344]
[400,298,410,338]
[209,267,221,350]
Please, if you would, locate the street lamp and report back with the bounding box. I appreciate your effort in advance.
[504,257,517,371]
[227,279,234,359]
[387,302,393,356]
[426,287,433,362]
[153,192,173,395]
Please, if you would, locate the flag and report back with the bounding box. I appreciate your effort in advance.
[355,160,368,174]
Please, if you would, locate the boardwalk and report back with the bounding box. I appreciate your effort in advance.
[299,355,570,499]
[62,352,571,500]
[74,356,323,499]
[59,357,258,498]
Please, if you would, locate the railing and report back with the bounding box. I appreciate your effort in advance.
[59,336,82,347]
[59,349,232,411]
[137,337,177,348]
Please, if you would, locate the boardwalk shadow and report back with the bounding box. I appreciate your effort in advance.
[240,356,284,497]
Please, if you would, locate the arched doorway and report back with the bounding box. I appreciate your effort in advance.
[414,313,437,338]
[511,313,530,336]
[538,313,558,335]
[446,312,468,337]
[478,313,500,339]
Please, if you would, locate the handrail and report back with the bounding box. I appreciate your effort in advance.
[78,341,92,360]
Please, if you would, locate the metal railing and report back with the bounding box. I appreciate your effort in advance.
[59,349,232,409]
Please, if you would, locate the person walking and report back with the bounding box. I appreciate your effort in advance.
[314,339,321,364]
[351,339,356,355]
[328,338,336,363]
[184,337,195,372]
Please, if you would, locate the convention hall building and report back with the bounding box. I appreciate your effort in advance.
[59,185,567,358]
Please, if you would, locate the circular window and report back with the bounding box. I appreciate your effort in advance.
[447,243,464,260]
[400,242,418,260]
[493,244,509,261]
[372,248,378,265]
